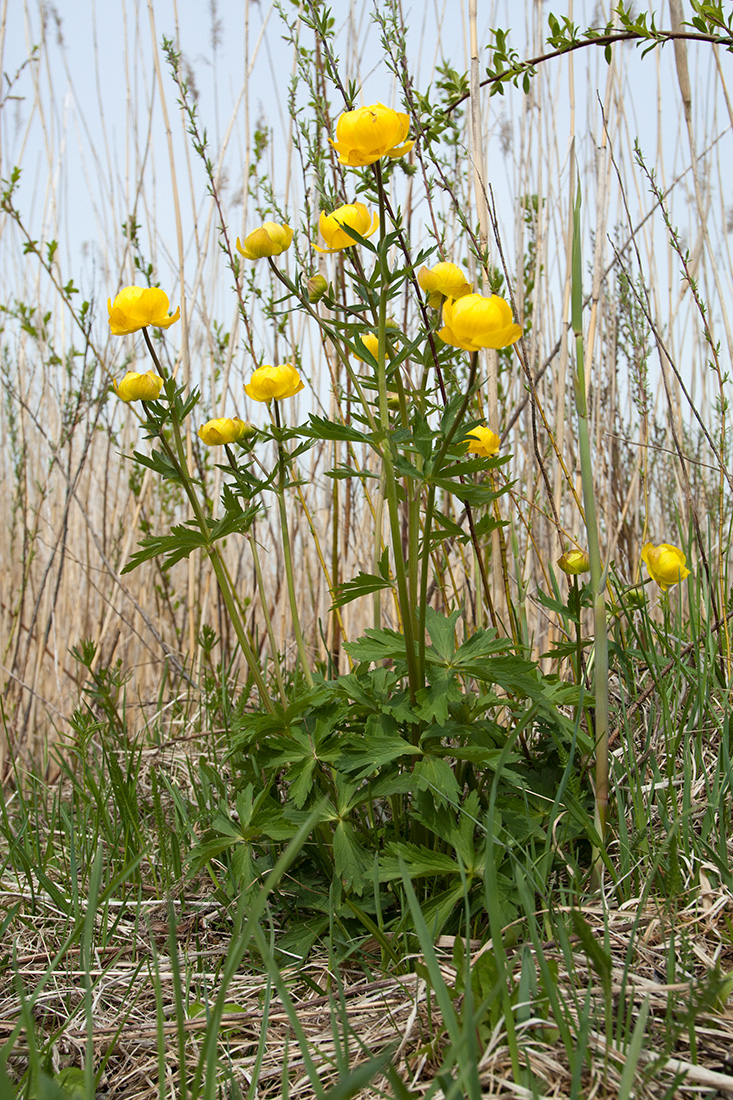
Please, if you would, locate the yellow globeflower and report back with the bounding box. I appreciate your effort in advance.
[438,293,522,352]
[108,286,180,335]
[236,222,293,260]
[244,363,304,402]
[465,425,500,457]
[641,542,691,591]
[329,103,414,167]
[198,417,250,446]
[418,262,472,308]
[112,369,164,402]
[557,549,591,575]
[314,202,379,253]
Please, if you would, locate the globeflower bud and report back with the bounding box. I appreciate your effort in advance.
[236,222,293,260]
[557,549,591,576]
[315,202,379,254]
[244,363,304,402]
[197,417,249,446]
[307,274,329,303]
[465,425,500,457]
[641,542,691,590]
[112,369,164,402]
[418,262,472,308]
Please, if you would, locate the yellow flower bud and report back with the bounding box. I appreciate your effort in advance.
[353,332,393,364]
[236,221,293,260]
[465,425,500,457]
[314,202,379,254]
[244,363,304,402]
[329,103,414,167]
[197,417,250,446]
[418,262,472,308]
[108,287,180,336]
[307,274,329,302]
[438,293,522,352]
[557,549,591,575]
[112,369,164,402]
[641,542,691,590]
[387,392,401,410]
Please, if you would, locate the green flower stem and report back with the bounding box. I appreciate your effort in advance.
[572,576,583,686]
[272,402,314,688]
[223,445,287,706]
[373,467,387,631]
[418,351,480,683]
[373,160,420,700]
[267,259,378,433]
[247,529,287,705]
[571,189,609,859]
[141,327,275,713]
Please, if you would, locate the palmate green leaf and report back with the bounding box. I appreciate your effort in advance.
[344,626,412,664]
[432,476,504,507]
[121,501,257,574]
[425,606,462,660]
[414,674,462,726]
[413,755,461,805]
[430,507,471,546]
[131,446,184,483]
[331,569,394,610]
[379,841,461,881]
[302,413,376,444]
[335,733,419,781]
[333,821,371,892]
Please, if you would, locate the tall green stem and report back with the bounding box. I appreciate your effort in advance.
[373,161,420,699]
[141,328,275,713]
[273,403,314,688]
[570,188,609,860]
[417,352,480,683]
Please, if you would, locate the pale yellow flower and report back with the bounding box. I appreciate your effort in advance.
[236,222,293,260]
[641,542,691,590]
[465,425,500,457]
[314,203,379,253]
[438,293,522,352]
[112,369,164,402]
[244,364,304,402]
[197,417,250,446]
[418,262,472,308]
[329,103,413,167]
[557,549,591,575]
[108,287,179,335]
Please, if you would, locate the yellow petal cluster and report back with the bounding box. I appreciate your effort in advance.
[112,370,164,402]
[244,363,305,402]
[329,103,414,167]
[438,293,522,352]
[641,542,691,590]
[108,287,180,335]
[557,549,591,576]
[314,202,379,253]
[236,222,293,260]
[197,417,250,446]
[418,262,472,308]
[465,425,500,457]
